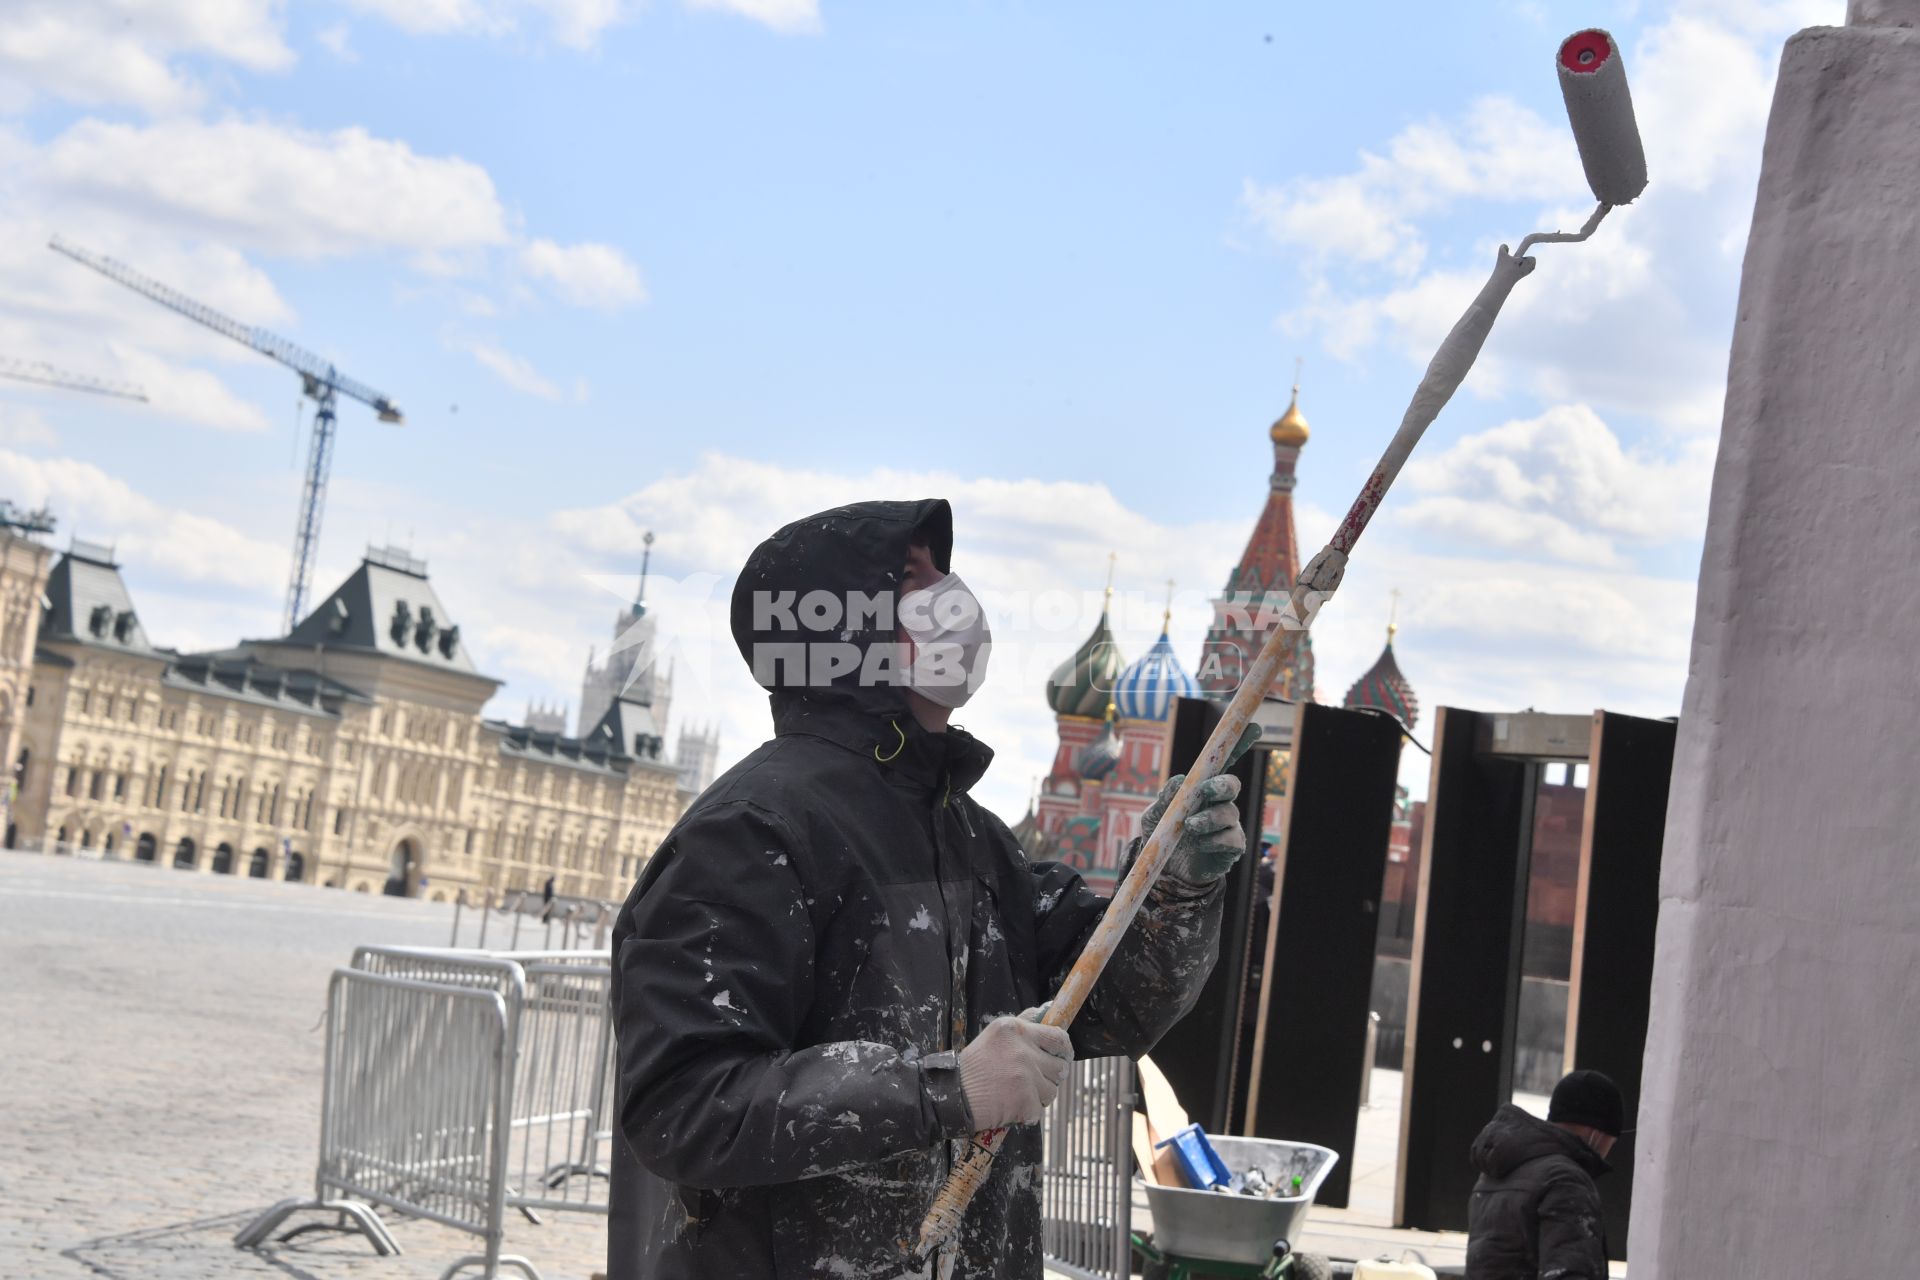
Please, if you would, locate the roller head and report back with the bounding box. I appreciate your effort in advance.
[1557,28,1648,206]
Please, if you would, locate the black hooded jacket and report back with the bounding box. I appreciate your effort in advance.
[608,499,1228,1279]
[1465,1104,1611,1280]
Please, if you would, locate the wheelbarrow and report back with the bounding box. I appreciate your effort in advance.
[1131,1135,1339,1280]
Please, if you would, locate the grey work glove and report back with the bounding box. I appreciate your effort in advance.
[1140,723,1260,885]
[957,1008,1073,1130]
[1142,773,1245,884]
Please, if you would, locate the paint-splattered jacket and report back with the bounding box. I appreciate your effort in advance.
[1465,1104,1610,1280]
[608,498,1225,1279]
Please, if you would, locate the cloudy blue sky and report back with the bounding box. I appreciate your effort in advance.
[0,0,1837,817]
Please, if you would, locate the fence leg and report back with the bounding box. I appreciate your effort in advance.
[234,1198,403,1257]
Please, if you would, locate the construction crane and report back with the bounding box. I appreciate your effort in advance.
[48,235,404,633]
[0,356,147,402]
[0,500,56,537]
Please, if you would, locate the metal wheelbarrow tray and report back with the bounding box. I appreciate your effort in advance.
[1136,1136,1340,1267]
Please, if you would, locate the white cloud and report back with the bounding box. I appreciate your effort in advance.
[111,345,271,432]
[519,239,647,310]
[316,24,357,61]
[1246,7,1827,433]
[684,0,821,35]
[0,404,59,447]
[345,0,819,43]
[1401,404,1717,565]
[0,0,294,113]
[37,119,511,257]
[1244,96,1586,273]
[0,224,287,431]
[461,339,569,401]
[545,452,1700,817]
[0,449,284,592]
[344,0,627,48]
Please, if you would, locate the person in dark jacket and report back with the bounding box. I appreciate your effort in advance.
[609,499,1250,1280]
[1465,1069,1625,1279]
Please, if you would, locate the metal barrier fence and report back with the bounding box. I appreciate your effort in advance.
[1041,1055,1135,1280]
[237,947,615,1279]
[449,890,615,952]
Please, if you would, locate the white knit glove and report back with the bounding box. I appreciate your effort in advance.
[957,1008,1073,1130]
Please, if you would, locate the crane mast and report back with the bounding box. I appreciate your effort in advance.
[47,236,403,632]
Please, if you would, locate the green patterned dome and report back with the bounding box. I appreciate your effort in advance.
[1046,606,1125,718]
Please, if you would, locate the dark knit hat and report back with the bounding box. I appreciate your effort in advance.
[1548,1069,1625,1136]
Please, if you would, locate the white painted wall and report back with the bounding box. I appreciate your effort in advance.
[1632,8,1920,1274]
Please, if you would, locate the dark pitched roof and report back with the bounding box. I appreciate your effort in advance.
[40,542,158,655]
[485,715,677,779]
[281,546,479,674]
[486,719,627,777]
[584,697,671,765]
[164,651,367,718]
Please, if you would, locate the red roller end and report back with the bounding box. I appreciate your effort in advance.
[1560,30,1613,74]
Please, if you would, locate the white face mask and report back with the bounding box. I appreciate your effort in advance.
[898,572,992,708]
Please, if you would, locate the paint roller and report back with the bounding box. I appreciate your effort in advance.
[907,29,1649,1263]
[1559,29,1648,207]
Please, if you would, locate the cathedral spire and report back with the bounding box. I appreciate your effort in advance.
[1195,370,1316,703]
[634,530,654,618]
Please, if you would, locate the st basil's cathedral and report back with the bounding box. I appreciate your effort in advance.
[1017,386,1421,892]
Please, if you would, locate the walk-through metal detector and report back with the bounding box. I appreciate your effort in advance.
[1394,708,1674,1262]
[1149,695,1269,1139]
[1152,697,1403,1209]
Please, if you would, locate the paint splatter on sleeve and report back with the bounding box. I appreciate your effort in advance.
[1024,852,1226,1061]
[612,801,970,1190]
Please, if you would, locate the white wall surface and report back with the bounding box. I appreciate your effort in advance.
[1632,8,1920,1274]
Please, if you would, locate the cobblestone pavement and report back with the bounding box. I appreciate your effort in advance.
[0,853,608,1280]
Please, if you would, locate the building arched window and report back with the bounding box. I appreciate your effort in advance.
[248,848,270,878]
[285,850,305,883]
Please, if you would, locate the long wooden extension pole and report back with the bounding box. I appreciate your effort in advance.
[910,224,1601,1264]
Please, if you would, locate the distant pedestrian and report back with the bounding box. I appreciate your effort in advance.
[542,874,555,905]
[1465,1068,1623,1279]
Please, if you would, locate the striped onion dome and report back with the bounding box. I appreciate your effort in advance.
[1046,603,1125,718]
[1343,625,1419,731]
[1115,626,1202,722]
[1075,704,1122,780]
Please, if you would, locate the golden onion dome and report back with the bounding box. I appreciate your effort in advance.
[1269,385,1310,447]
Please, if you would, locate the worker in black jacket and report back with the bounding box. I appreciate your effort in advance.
[1465,1069,1625,1279]
[608,499,1250,1279]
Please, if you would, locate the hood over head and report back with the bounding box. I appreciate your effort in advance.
[730,498,954,722]
[1469,1103,1611,1180]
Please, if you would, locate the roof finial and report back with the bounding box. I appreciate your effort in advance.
[635,530,655,614]
[1162,578,1175,632]
[1270,360,1310,447]
[1104,551,1117,602]
[1388,587,1401,642]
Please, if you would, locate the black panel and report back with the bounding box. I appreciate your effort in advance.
[1148,695,1265,1135]
[1570,711,1676,1263]
[1243,703,1403,1208]
[1397,707,1533,1232]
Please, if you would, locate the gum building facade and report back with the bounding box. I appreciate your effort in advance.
[9,541,687,900]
